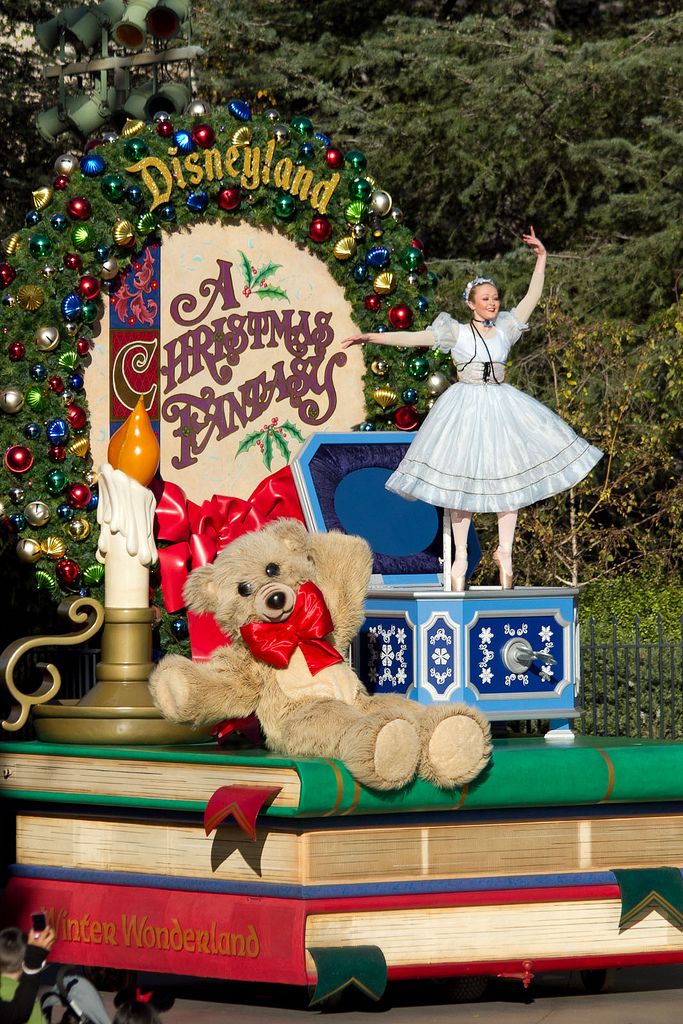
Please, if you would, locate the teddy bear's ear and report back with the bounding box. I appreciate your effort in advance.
[267,517,310,554]
[182,563,217,613]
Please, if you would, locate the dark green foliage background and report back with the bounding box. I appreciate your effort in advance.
[0,0,681,651]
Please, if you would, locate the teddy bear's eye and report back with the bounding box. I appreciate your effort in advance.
[237,581,254,597]
[265,562,280,578]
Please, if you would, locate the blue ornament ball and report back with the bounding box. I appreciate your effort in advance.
[359,422,375,432]
[314,131,331,148]
[227,99,251,121]
[375,324,388,333]
[30,364,47,383]
[61,293,82,321]
[57,503,74,522]
[186,190,208,213]
[126,186,144,206]
[86,493,99,512]
[94,245,111,263]
[24,422,41,440]
[352,263,369,283]
[9,513,26,531]
[68,373,84,391]
[50,213,68,232]
[171,617,189,639]
[366,245,391,270]
[80,153,106,177]
[402,388,418,404]
[46,418,69,443]
[173,130,194,154]
[158,203,176,222]
[417,296,429,313]
[24,211,41,227]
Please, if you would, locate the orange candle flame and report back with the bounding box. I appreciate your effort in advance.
[108,396,160,486]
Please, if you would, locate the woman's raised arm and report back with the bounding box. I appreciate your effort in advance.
[511,226,547,325]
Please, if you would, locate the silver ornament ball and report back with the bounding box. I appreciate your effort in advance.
[185,99,212,117]
[370,189,393,218]
[100,257,120,280]
[390,206,404,224]
[35,325,60,352]
[24,500,51,527]
[427,372,449,397]
[54,153,78,177]
[0,388,24,414]
[16,538,42,564]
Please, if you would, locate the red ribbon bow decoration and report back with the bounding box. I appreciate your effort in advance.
[135,989,154,1004]
[153,466,305,660]
[240,581,344,676]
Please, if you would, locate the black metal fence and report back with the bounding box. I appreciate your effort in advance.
[577,615,683,741]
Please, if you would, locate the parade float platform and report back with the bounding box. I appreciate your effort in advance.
[2,736,683,1000]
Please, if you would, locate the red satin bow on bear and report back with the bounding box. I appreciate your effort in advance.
[239,581,344,676]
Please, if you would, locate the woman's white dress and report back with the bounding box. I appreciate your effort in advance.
[385,310,603,512]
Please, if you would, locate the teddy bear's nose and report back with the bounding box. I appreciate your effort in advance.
[266,591,287,610]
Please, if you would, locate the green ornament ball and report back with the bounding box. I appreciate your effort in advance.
[406,355,430,380]
[290,115,313,137]
[344,201,368,224]
[348,177,373,202]
[45,468,68,495]
[123,138,149,161]
[345,150,367,172]
[136,212,156,235]
[71,224,94,251]
[26,386,47,411]
[29,233,52,258]
[82,562,105,586]
[274,194,296,220]
[58,349,79,370]
[101,174,126,201]
[401,246,424,273]
[80,299,99,323]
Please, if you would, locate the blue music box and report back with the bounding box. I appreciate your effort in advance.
[292,433,580,741]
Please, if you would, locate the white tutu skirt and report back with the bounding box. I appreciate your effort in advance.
[386,382,603,513]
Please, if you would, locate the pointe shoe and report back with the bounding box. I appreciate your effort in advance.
[450,549,468,592]
[493,546,514,590]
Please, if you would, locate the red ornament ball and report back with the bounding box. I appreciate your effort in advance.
[364,295,381,312]
[55,557,80,586]
[78,275,100,299]
[76,337,90,357]
[64,253,82,271]
[66,196,92,220]
[8,341,25,361]
[156,120,174,138]
[0,262,16,287]
[66,482,91,509]
[54,175,69,191]
[325,147,344,169]
[411,237,425,252]
[217,187,241,211]
[393,404,420,431]
[49,375,65,394]
[5,445,34,473]
[309,215,332,243]
[192,123,215,148]
[48,444,67,462]
[388,303,414,330]
[67,404,88,430]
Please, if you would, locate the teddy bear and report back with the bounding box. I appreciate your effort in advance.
[150,518,492,791]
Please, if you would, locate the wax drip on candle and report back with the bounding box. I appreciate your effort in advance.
[108,395,160,486]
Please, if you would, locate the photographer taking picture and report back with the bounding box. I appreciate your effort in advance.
[0,920,55,1024]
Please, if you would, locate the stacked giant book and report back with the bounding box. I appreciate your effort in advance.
[2,736,683,1001]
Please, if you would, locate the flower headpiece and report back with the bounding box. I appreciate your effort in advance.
[462,276,496,304]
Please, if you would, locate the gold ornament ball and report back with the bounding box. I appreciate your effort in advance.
[333,236,357,261]
[32,187,53,212]
[371,359,389,376]
[427,372,450,397]
[372,385,398,410]
[54,153,78,177]
[65,322,79,336]
[35,325,60,352]
[370,189,392,218]
[0,388,24,414]
[67,517,91,541]
[17,285,45,311]
[232,126,252,148]
[373,271,396,295]
[121,118,145,138]
[271,122,290,146]
[41,536,67,560]
[16,538,42,564]
[113,219,135,246]
[3,232,21,256]
[84,469,98,487]
[41,265,57,280]
[69,437,90,458]
[24,500,51,527]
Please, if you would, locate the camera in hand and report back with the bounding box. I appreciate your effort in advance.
[31,912,46,933]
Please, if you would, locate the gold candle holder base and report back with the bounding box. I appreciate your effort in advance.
[29,605,210,747]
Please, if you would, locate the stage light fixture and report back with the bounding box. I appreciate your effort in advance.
[111,0,157,51]
[66,0,128,51]
[146,0,189,40]
[35,6,89,53]
[36,104,70,143]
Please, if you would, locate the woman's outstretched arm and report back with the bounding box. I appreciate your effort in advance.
[341,328,435,349]
[511,227,547,325]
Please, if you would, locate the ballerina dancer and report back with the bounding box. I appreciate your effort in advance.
[342,228,603,590]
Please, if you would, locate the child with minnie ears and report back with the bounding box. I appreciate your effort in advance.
[342,228,602,590]
[110,988,174,1024]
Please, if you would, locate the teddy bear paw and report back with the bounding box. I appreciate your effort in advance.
[149,656,194,722]
[420,706,492,788]
[373,719,421,789]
